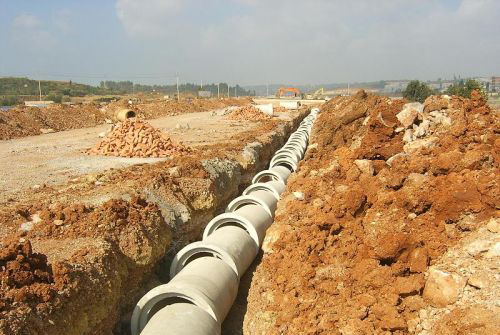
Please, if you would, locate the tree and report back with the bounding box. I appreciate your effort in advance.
[446,79,487,100]
[403,80,434,103]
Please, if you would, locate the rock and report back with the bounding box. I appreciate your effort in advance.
[105,118,113,124]
[354,159,374,176]
[423,268,466,307]
[403,129,414,143]
[397,103,422,128]
[175,123,182,129]
[407,213,417,220]
[466,240,492,256]
[485,242,500,258]
[429,110,452,126]
[20,222,34,232]
[98,132,106,138]
[32,184,42,189]
[413,119,431,138]
[423,95,450,113]
[486,218,499,233]
[40,128,55,134]
[53,219,64,226]
[403,136,438,154]
[386,153,407,167]
[395,127,405,133]
[168,166,181,178]
[468,271,489,289]
[293,192,304,201]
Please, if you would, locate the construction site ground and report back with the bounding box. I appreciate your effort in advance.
[0,109,264,204]
[0,102,308,335]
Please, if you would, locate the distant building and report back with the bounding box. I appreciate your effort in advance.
[198,91,212,98]
[491,76,500,92]
[382,81,409,93]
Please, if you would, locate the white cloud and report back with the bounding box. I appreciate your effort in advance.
[116,0,186,37]
[13,14,41,29]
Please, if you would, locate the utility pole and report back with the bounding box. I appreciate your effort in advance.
[176,77,180,101]
[266,84,269,97]
[217,83,220,98]
[347,83,350,96]
[38,80,42,101]
[227,84,230,97]
[235,86,237,97]
[200,79,203,89]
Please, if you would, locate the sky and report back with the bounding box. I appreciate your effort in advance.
[0,0,499,86]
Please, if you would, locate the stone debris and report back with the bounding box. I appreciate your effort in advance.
[226,105,271,121]
[423,268,466,307]
[87,119,191,158]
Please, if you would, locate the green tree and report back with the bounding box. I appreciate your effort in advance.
[446,79,487,100]
[403,80,434,103]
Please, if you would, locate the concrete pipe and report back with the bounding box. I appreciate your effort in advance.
[286,139,307,152]
[243,180,286,201]
[270,157,298,172]
[275,147,303,161]
[131,257,238,335]
[269,153,299,170]
[115,108,136,121]
[203,204,272,248]
[281,145,305,160]
[170,226,258,279]
[140,303,221,335]
[226,190,278,218]
[252,165,292,185]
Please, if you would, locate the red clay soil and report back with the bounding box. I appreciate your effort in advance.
[226,105,271,121]
[244,91,499,334]
[0,97,253,140]
[87,119,192,158]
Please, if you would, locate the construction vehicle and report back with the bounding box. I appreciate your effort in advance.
[276,87,302,98]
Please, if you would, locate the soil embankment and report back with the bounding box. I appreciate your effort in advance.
[244,91,499,334]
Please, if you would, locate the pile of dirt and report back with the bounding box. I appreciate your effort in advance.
[87,119,191,158]
[226,105,271,121]
[0,239,58,312]
[0,104,106,140]
[244,90,499,334]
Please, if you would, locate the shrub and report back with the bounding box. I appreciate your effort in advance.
[403,80,434,103]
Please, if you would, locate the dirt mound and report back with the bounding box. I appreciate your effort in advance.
[87,119,191,158]
[226,105,271,121]
[0,104,106,140]
[244,90,499,334]
[0,239,58,312]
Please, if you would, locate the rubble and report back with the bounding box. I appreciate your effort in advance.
[226,105,271,121]
[87,119,191,158]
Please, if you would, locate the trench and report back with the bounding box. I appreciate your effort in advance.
[130,109,319,335]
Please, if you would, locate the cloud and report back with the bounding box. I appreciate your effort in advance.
[116,0,186,37]
[13,14,41,29]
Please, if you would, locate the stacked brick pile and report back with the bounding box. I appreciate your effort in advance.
[226,106,271,121]
[87,120,191,158]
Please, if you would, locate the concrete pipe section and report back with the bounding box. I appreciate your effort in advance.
[242,180,286,201]
[140,303,221,335]
[252,165,292,184]
[131,257,238,335]
[132,109,319,335]
[170,226,258,279]
[203,204,273,248]
[226,189,278,218]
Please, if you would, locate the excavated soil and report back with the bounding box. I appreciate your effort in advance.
[87,120,192,158]
[0,108,307,335]
[0,98,252,140]
[226,105,271,121]
[244,91,499,334]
